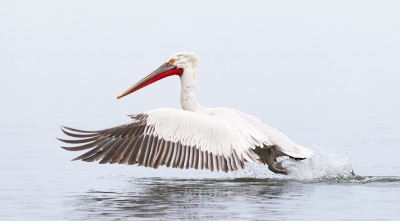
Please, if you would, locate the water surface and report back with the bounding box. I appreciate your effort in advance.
[1,120,399,220]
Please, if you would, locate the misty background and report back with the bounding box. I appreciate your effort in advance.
[1,1,400,220]
[1,1,399,174]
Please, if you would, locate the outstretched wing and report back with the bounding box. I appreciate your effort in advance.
[58,108,267,172]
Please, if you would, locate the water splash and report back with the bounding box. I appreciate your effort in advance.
[228,145,356,182]
[229,162,274,179]
[284,146,354,182]
[228,146,400,184]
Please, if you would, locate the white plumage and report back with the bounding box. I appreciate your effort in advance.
[145,107,313,161]
[59,52,314,174]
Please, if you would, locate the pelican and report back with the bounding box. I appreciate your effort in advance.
[59,52,314,175]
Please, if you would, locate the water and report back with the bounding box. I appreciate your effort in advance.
[1,119,399,221]
[65,177,400,220]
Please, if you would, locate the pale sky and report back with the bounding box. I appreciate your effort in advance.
[1,1,399,145]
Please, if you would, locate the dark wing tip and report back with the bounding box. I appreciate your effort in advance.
[61,146,73,151]
[60,127,70,135]
[57,137,97,144]
[60,127,99,138]
[61,126,101,134]
[57,138,67,143]
[71,156,82,161]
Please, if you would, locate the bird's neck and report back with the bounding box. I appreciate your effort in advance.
[180,67,206,113]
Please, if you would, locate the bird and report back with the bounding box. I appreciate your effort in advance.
[58,52,314,175]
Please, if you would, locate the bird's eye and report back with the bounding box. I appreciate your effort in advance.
[168,59,175,65]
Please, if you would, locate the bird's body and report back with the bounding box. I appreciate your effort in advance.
[59,52,313,174]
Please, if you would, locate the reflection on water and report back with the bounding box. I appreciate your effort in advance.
[67,175,400,220]
[68,178,311,220]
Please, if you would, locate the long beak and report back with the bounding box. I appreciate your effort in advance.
[117,63,183,99]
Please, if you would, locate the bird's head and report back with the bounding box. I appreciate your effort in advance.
[117,51,199,99]
[167,51,199,70]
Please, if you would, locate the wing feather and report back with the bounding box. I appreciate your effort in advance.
[110,138,135,164]
[60,109,269,172]
[178,144,186,169]
[226,157,232,172]
[192,146,197,169]
[160,141,171,166]
[153,140,167,168]
[61,126,103,134]
[221,156,227,172]
[231,156,238,171]
[98,139,126,164]
[197,148,202,170]
[150,136,160,166]
[184,146,190,169]
[165,142,176,167]
[138,135,150,166]
[208,153,213,172]
[234,149,245,169]
[99,138,129,164]
[203,151,208,170]
[128,135,144,165]
[143,135,155,167]
[83,139,121,162]
[173,142,182,168]
[118,137,140,164]
[61,128,98,138]
[214,155,219,172]
[148,138,160,168]
[61,137,107,151]
[217,155,222,172]
[71,138,112,161]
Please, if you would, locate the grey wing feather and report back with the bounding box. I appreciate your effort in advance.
[59,114,246,172]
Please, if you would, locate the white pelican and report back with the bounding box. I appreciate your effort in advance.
[59,52,314,175]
